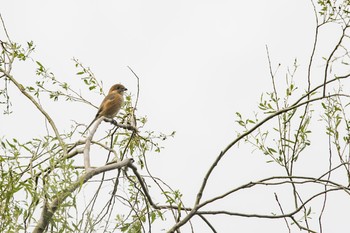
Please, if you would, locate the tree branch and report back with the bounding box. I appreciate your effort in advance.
[196,92,350,207]
[33,158,134,233]
[83,117,104,170]
[0,67,68,157]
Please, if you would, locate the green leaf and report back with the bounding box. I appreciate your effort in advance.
[267,147,276,153]
[247,119,255,124]
[36,61,43,67]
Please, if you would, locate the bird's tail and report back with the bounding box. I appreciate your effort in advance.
[82,117,97,135]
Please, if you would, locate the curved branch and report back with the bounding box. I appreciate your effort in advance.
[196,188,342,220]
[323,24,348,96]
[196,92,350,206]
[171,91,350,232]
[0,68,67,157]
[83,117,104,170]
[199,175,350,209]
[33,158,134,233]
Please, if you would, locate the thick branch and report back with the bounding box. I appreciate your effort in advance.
[83,117,104,170]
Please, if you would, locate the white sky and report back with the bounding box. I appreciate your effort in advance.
[1,1,349,232]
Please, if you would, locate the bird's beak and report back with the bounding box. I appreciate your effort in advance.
[124,88,128,91]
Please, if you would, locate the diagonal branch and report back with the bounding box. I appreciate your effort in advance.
[195,92,350,206]
[168,93,350,232]
[0,67,68,157]
[32,158,134,233]
[323,23,349,96]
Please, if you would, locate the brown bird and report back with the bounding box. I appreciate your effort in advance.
[83,84,127,134]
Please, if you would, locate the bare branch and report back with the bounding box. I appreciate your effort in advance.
[197,214,217,233]
[323,24,348,96]
[274,193,291,233]
[127,66,140,110]
[83,117,104,170]
[0,14,12,43]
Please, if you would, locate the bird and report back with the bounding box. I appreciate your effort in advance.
[83,83,127,134]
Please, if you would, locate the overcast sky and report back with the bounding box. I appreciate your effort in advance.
[1,1,348,232]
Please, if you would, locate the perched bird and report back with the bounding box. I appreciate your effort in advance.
[83,84,127,134]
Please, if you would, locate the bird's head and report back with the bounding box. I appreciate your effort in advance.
[109,84,127,94]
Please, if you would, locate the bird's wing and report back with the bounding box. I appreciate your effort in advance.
[95,93,115,117]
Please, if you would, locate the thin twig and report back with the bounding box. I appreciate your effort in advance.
[274,193,291,233]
